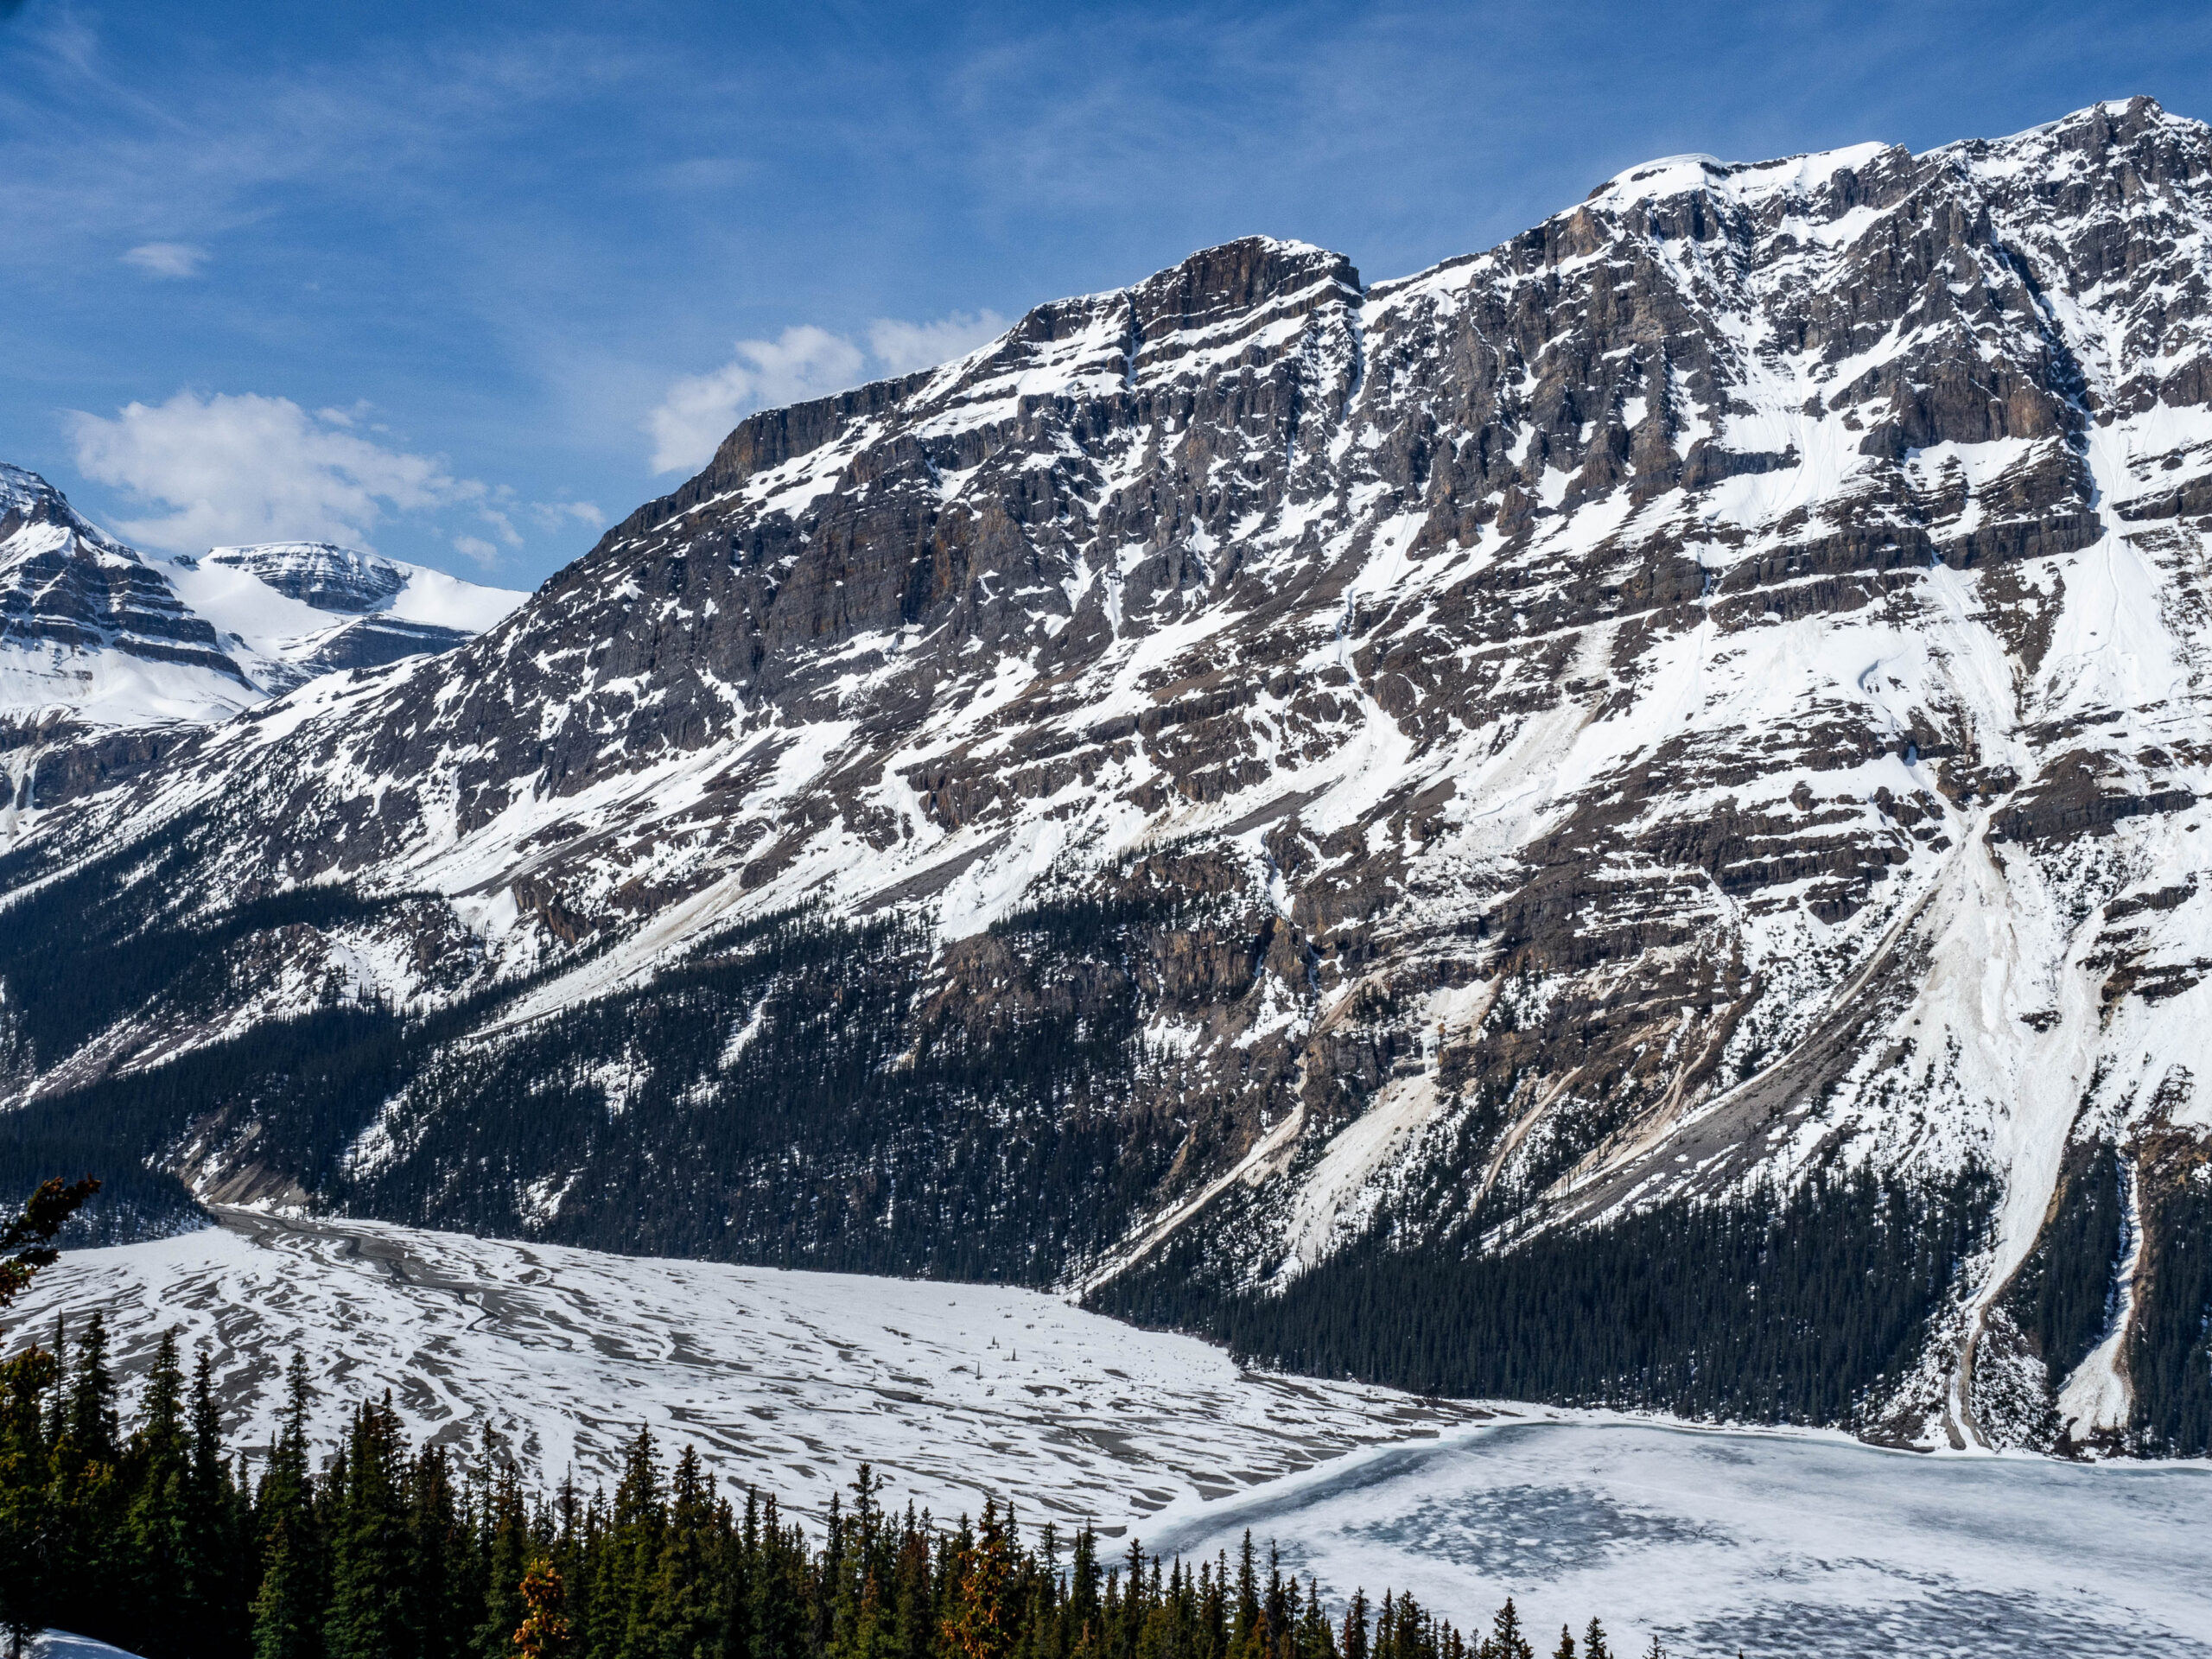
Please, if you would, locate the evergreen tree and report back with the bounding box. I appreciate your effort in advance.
[47,1311,123,1643]
[517,1558,575,1659]
[122,1331,191,1655]
[65,1311,118,1462]
[474,1459,531,1659]
[651,1443,719,1659]
[327,1397,410,1659]
[406,1440,467,1659]
[1338,1589,1369,1659]
[184,1350,245,1659]
[941,1500,1016,1659]
[1486,1599,1532,1659]
[252,1357,324,1659]
[0,1344,58,1659]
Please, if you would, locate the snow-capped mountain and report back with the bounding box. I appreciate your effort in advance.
[168,540,525,693]
[7,98,2212,1452]
[0,468,524,813]
[0,462,257,807]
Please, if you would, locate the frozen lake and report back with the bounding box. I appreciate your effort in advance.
[1147,1421,2212,1656]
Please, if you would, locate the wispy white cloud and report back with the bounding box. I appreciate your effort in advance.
[121,241,207,277]
[645,310,1011,476]
[65,391,483,554]
[451,534,501,566]
[530,499,605,531]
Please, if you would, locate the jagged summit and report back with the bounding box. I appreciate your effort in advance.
[10,101,2212,1452]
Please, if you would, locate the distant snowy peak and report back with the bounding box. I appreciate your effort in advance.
[199,542,408,613]
[168,540,525,693]
[0,467,528,812]
[0,465,251,723]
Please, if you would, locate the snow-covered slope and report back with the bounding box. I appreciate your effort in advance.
[167,541,525,693]
[10,98,2212,1452]
[0,462,257,810]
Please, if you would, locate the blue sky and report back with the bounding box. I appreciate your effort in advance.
[3,0,2209,588]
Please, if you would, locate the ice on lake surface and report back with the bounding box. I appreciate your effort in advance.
[1147,1421,2212,1656]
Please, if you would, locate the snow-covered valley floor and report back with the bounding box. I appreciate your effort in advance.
[4,1211,1481,1532]
[10,1213,2209,1654]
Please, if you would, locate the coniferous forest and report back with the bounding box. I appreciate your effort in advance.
[1093,1166,1998,1431]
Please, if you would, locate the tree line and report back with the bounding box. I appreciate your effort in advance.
[1095,1166,1995,1428]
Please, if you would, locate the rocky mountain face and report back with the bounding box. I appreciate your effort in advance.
[10,97,2212,1452]
[0,475,524,813]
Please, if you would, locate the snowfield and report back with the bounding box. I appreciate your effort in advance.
[4,1211,1481,1532]
[9,1215,2210,1654]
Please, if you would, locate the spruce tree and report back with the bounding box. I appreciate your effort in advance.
[183,1351,245,1659]
[327,1397,410,1659]
[1487,1599,1532,1659]
[65,1311,118,1463]
[1338,1589,1369,1659]
[406,1440,467,1659]
[651,1443,719,1659]
[252,1514,320,1659]
[252,1357,323,1659]
[474,1461,531,1659]
[1297,1578,1335,1659]
[123,1331,190,1655]
[516,1558,573,1659]
[48,1310,123,1643]
[0,1344,59,1659]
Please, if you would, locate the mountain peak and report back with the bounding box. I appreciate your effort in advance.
[202,541,408,614]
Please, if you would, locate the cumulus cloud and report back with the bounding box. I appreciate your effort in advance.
[866,310,1007,375]
[66,390,479,553]
[645,326,865,474]
[121,242,209,278]
[645,309,1011,475]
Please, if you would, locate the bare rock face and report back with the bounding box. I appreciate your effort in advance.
[15,99,2212,1449]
